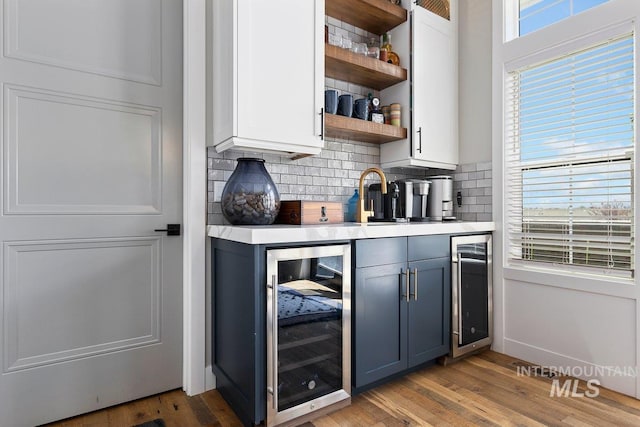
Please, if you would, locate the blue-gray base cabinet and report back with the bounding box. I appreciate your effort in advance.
[211,238,266,426]
[353,235,451,390]
[211,238,351,426]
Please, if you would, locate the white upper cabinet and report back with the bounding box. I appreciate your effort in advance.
[211,0,325,157]
[381,0,458,170]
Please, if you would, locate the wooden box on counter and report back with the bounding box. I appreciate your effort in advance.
[276,201,343,225]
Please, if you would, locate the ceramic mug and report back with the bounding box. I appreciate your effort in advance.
[325,90,339,115]
[353,98,369,120]
[337,94,353,117]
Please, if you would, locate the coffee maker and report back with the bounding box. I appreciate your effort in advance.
[427,175,455,220]
[367,181,402,221]
[396,179,431,221]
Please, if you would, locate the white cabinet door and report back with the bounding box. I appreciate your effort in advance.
[212,0,324,156]
[412,3,458,167]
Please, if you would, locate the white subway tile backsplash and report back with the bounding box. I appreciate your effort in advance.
[327,16,341,27]
[321,168,335,177]
[461,163,477,172]
[341,161,355,170]
[355,144,369,154]
[312,176,328,186]
[477,161,492,171]
[213,181,226,202]
[298,175,313,185]
[335,27,348,38]
[279,174,297,185]
[341,22,356,33]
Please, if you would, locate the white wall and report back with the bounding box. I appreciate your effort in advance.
[458,0,492,164]
[492,0,640,398]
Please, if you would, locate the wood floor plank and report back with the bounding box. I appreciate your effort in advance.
[186,395,220,426]
[386,379,482,427]
[198,390,243,427]
[322,396,379,426]
[430,361,569,425]
[362,385,439,425]
[408,369,540,427]
[104,394,159,427]
[154,389,204,427]
[403,369,501,427]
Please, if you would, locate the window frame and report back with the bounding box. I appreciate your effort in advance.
[496,0,640,284]
[504,30,635,278]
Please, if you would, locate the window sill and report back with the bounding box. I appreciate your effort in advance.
[502,264,635,299]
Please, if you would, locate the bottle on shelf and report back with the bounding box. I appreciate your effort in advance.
[380,33,400,66]
[346,189,359,222]
[370,97,384,124]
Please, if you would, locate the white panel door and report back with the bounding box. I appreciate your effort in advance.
[0,1,183,426]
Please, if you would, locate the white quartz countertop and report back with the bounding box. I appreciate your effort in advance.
[207,221,495,245]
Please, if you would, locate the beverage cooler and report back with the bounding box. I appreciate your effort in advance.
[266,245,351,426]
[451,234,493,358]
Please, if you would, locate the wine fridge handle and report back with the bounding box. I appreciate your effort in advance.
[456,254,463,345]
[270,274,278,409]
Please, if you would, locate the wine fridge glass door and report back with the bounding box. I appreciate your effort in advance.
[266,245,351,427]
[451,234,493,358]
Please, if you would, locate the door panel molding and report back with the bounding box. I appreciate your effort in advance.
[4,0,162,85]
[3,84,162,215]
[2,237,161,372]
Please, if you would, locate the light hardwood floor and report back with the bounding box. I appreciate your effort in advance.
[45,351,640,426]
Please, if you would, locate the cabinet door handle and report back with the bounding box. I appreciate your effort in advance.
[319,107,324,140]
[403,269,410,302]
[417,126,422,154]
[408,268,418,301]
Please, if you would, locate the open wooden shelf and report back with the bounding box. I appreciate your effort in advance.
[325,113,407,144]
[325,44,407,91]
[326,0,407,35]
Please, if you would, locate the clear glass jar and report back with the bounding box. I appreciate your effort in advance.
[367,37,380,59]
[221,158,280,225]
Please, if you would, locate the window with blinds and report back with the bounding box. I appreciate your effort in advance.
[505,34,635,277]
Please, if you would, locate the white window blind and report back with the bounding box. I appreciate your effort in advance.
[505,34,635,277]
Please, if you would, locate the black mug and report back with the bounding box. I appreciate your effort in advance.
[325,90,338,115]
[353,98,369,120]
[337,94,353,117]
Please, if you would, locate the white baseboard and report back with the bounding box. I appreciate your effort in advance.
[504,338,636,397]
